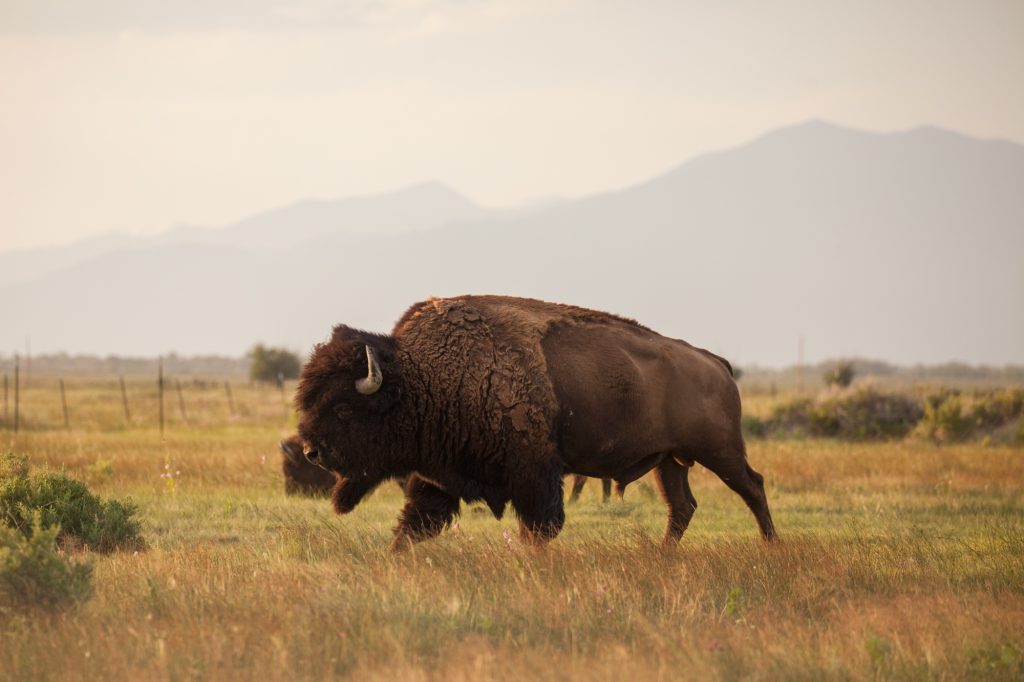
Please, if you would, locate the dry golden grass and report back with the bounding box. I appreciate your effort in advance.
[2,379,1023,680]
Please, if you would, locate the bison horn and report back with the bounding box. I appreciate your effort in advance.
[355,345,383,395]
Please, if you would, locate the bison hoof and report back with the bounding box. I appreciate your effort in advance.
[389,533,414,553]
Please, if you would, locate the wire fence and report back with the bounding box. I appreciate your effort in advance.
[0,364,296,439]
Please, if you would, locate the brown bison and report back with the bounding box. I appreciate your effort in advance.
[296,295,775,549]
[286,427,613,504]
[280,434,411,496]
[279,435,337,496]
[568,475,613,503]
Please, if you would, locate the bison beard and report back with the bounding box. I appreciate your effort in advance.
[296,295,776,550]
[331,474,386,514]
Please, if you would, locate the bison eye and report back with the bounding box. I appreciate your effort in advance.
[335,403,353,418]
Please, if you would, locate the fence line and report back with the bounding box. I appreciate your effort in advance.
[158,357,165,440]
[3,373,302,434]
[175,379,188,423]
[225,381,236,417]
[14,356,20,436]
[59,377,69,429]
[120,376,131,423]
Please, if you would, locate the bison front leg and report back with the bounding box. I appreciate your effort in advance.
[512,464,566,545]
[391,475,461,551]
[655,457,697,546]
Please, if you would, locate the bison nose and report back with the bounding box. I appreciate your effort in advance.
[303,445,321,465]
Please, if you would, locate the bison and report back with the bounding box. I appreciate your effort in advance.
[568,475,614,503]
[280,434,413,496]
[279,435,337,496]
[296,295,775,549]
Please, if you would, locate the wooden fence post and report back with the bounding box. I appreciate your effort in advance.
[3,373,7,424]
[14,355,19,436]
[175,379,187,423]
[59,377,69,429]
[158,357,164,440]
[120,376,131,423]
[225,381,236,417]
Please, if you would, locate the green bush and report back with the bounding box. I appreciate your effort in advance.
[916,392,973,443]
[0,453,144,553]
[0,452,29,480]
[741,414,766,439]
[761,397,817,437]
[969,388,1024,430]
[0,519,93,612]
[916,388,1024,443]
[757,387,923,441]
[247,344,301,385]
[812,386,924,440]
[824,361,856,388]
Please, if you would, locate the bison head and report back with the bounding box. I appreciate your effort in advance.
[295,325,407,514]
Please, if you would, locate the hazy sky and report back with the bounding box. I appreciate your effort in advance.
[2,0,1022,251]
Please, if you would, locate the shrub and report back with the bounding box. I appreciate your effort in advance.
[811,386,924,440]
[0,452,29,480]
[916,392,973,443]
[969,388,1024,430]
[824,361,856,388]
[248,344,301,385]
[757,386,923,441]
[916,387,1024,443]
[741,414,766,439]
[0,453,144,553]
[762,397,817,437]
[0,519,93,612]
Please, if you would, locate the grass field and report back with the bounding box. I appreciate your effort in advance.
[2,379,1023,680]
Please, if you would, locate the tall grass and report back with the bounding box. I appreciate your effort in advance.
[0,380,1021,680]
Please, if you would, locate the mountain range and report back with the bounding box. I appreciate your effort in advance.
[3,120,1022,367]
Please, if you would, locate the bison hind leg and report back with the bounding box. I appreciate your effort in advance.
[697,446,776,541]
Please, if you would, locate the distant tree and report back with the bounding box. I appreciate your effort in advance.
[247,345,300,385]
[824,361,855,388]
[732,366,744,381]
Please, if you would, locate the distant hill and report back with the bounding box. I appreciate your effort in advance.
[149,181,488,249]
[0,181,486,288]
[2,121,1022,366]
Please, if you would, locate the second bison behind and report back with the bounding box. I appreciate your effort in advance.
[296,295,775,549]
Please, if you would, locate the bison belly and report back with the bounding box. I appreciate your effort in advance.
[541,323,733,477]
